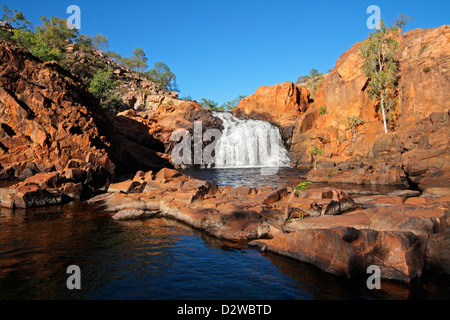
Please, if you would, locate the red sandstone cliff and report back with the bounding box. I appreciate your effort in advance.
[231,82,310,141]
[234,25,450,194]
[0,41,172,179]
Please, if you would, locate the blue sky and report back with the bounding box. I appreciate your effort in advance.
[2,0,449,105]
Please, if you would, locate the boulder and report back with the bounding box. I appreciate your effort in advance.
[24,172,62,188]
[12,184,62,208]
[250,227,427,282]
[61,182,84,199]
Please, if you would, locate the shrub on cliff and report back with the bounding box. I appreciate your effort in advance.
[220,95,247,111]
[1,5,107,82]
[296,68,324,99]
[199,98,222,111]
[346,115,365,139]
[89,68,121,108]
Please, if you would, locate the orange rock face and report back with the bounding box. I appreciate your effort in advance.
[0,41,172,178]
[289,26,450,193]
[232,81,309,140]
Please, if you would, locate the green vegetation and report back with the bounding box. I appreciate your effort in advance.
[129,48,148,72]
[393,14,414,33]
[423,66,432,73]
[360,16,412,133]
[0,4,180,102]
[88,68,121,108]
[346,115,365,139]
[327,169,333,179]
[11,15,78,63]
[309,146,324,171]
[296,68,325,99]
[0,5,31,42]
[220,95,246,111]
[1,4,109,81]
[319,105,327,115]
[283,181,312,222]
[198,95,246,111]
[198,98,220,111]
[180,95,194,101]
[145,62,178,92]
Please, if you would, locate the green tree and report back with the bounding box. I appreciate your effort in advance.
[37,16,78,52]
[1,5,32,30]
[105,50,125,65]
[129,47,148,72]
[92,34,109,52]
[10,14,79,62]
[198,98,222,111]
[1,5,29,42]
[180,95,194,101]
[360,19,399,133]
[393,14,414,33]
[220,95,246,111]
[145,62,178,92]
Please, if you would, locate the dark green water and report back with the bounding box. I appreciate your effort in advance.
[0,168,449,300]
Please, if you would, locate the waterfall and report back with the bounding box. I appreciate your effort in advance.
[212,112,291,169]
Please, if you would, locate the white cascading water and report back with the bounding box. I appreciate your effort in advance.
[212,112,291,169]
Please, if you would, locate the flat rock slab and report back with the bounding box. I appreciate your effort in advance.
[353,195,405,208]
[160,200,270,241]
[112,208,159,220]
[387,190,421,197]
[283,204,447,236]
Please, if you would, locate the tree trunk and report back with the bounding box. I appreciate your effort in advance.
[380,95,388,133]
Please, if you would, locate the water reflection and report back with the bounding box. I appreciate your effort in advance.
[182,167,308,188]
[181,168,404,194]
[1,199,449,300]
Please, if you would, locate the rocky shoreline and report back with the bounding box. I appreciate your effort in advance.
[2,167,441,283]
[0,157,449,284]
